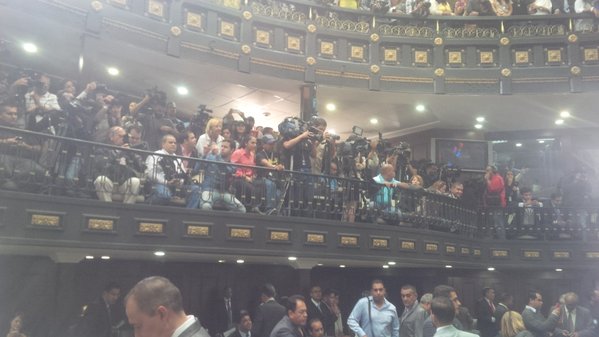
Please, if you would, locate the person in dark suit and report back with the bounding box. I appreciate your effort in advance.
[423,285,464,337]
[230,310,253,337]
[521,291,560,337]
[125,276,210,337]
[400,285,426,337]
[556,292,593,335]
[494,293,513,324]
[80,282,121,337]
[210,286,236,336]
[475,287,498,337]
[252,284,286,337]
[306,286,334,336]
[270,295,308,337]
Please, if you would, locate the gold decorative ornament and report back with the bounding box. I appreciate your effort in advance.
[370,33,380,42]
[307,24,317,33]
[571,66,581,76]
[170,26,182,37]
[88,219,114,231]
[187,225,210,236]
[306,57,316,65]
[501,68,512,77]
[480,51,493,64]
[434,37,443,46]
[372,238,388,248]
[584,48,599,61]
[148,0,164,17]
[568,34,578,43]
[139,222,164,233]
[186,12,202,29]
[370,64,380,73]
[434,68,445,77]
[384,49,397,62]
[31,214,60,227]
[242,11,253,20]
[500,37,510,45]
[91,1,103,11]
[306,233,325,243]
[241,44,251,54]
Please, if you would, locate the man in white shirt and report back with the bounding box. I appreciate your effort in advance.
[125,276,210,337]
[24,73,60,128]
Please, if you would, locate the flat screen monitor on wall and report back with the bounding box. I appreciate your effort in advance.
[431,138,492,172]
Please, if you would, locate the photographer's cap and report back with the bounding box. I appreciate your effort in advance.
[262,134,276,144]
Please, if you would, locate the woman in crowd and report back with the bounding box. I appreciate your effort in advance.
[500,311,534,337]
[504,170,520,205]
[231,135,262,213]
[196,118,224,158]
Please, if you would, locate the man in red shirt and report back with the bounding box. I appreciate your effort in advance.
[484,165,506,239]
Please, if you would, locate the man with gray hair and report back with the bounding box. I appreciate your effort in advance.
[420,294,433,318]
[125,276,210,337]
[556,292,593,335]
[400,285,426,337]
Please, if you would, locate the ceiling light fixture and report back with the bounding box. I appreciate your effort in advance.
[382,265,389,269]
[85,255,94,260]
[474,124,483,129]
[515,143,523,147]
[326,103,336,111]
[339,264,346,268]
[370,118,379,125]
[101,256,110,260]
[388,261,396,265]
[555,268,563,272]
[23,42,38,53]
[560,111,571,118]
[154,251,166,257]
[316,263,323,266]
[555,119,564,125]
[288,256,297,261]
[538,140,545,144]
[236,259,245,264]
[415,104,426,112]
[218,260,226,263]
[487,267,495,271]
[476,117,485,122]
[177,86,189,95]
[107,67,120,76]
[445,265,453,268]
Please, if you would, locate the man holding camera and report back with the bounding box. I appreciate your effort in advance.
[93,126,143,204]
[24,73,61,123]
[281,117,327,215]
[145,134,201,208]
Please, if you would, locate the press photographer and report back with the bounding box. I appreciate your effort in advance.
[24,72,61,130]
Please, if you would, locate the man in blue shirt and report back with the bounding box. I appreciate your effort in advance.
[347,280,400,337]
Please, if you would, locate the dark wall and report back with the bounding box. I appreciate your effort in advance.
[2,255,599,337]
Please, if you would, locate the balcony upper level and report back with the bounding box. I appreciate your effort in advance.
[2,0,599,97]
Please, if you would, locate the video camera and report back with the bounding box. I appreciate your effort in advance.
[188,104,214,138]
[278,116,328,142]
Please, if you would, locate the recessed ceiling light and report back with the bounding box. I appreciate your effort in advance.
[107,67,119,76]
[288,256,297,261]
[515,143,523,147]
[538,140,545,144]
[476,117,485,122]
[316,263,323,266]
[555,268,563,272]
[177,86,189,95]
[326,103,336,111]
[388,261,396,265]
[415,104,426,112]
[339,264,346,268]
[23,42,38,53]
[101,256,110,260]
[236,259,245,264]
[154,251,166,257]
[560,111,570,118]
[218,260,226,263]
[382,265,389,269]
[474,124,483,129]
[445,265,453,268]
[370,118,379,125]
[555,119,564,125]
[85,255,94,260]
[487,267,495,271]
[79,55,84,72]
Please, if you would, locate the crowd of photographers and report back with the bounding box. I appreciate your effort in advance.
[0,68,467,222]
[0,68,596,239]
